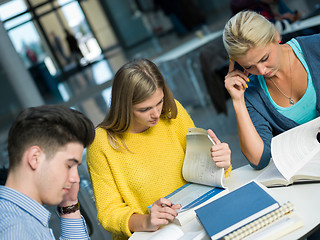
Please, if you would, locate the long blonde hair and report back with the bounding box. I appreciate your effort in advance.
[99,58,177,151]
[223,10,278,60]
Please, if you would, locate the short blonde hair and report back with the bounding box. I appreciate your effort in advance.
[99,58,177,151]
[223,11,277,60]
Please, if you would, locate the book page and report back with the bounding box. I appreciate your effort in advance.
[182,128,225,188]
[166,183,215,209]
[256,157,320,187]
[271,117,320,181]
[255,160,289,187]
[149,224,184,240]
[293,157,320,181]
[164,183,228,225]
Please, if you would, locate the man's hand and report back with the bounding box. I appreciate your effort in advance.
[58,182,81,219]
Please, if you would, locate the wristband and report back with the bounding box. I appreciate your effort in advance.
[57,202,80,215]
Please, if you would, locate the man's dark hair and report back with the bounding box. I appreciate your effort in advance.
[7,105,95,170]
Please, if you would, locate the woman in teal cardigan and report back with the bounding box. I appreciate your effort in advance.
[223,11,320,170]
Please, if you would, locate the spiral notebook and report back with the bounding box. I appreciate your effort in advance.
[223,202,303,240]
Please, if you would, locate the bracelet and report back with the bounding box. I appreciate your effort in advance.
[57,202,80,215]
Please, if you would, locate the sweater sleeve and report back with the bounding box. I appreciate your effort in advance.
[86,131,136,238]
[245,99,273,170]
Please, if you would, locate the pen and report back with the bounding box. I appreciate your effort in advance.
[162,203,186,214]
[161,203,173,208]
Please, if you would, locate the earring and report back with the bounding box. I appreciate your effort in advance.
[278,40,281,44]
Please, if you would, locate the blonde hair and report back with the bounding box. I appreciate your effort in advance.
[223,11,277,60]
[99,58,177,151]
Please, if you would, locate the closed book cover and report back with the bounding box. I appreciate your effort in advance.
[195,181,280,240]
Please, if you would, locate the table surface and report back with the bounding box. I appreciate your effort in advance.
[153,30,223,65]
[282,14,320,35]
[130,164,320,240]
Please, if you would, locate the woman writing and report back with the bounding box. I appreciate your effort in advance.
[223,11,320,170]
[86,59,231,240]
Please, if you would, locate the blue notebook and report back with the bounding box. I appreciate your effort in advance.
[195,181,280,240]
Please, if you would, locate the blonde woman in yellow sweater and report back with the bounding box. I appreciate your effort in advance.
[86,59,231,240]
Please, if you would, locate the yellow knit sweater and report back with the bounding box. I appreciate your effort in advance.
[86,101,195,240]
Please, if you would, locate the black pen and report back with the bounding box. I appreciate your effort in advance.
[161,203,173,208]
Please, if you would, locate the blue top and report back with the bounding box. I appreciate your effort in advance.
[245,33,320,170]
[258,39,317,124]
[0,185,90,240]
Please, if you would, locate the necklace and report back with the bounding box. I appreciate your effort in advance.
[269,47,294,105]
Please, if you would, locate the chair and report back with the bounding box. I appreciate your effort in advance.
[199,36,230,115]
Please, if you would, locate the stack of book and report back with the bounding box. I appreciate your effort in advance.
[195,181,303,240]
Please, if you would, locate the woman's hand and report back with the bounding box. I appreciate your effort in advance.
[224,59,249,102]
[208,129,231,170]
[129,198,181,233]
[146,198,181,231]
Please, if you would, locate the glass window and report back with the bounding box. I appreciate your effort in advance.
[35,3,53,16]
[57,0,73,5]
[0,0,31,29]
[29,0,49,6]
[3,14,31,29]
[58,0,102,62]
[8,21,45,68]
[0,0,27,21]
[58,0,84,27]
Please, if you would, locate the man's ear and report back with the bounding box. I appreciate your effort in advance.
[26,146,42,170]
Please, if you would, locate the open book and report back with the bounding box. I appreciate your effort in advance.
[147,183,228,226]
[255,117,320,187]
[182,128,225,188]
[148,128,228,226]
[173,128,228,225]
[173,128,229,225]
[163,182,228,226]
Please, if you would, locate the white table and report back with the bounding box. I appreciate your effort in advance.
[130,165,320,240]
[153,30,223,65]
[281,14,320,35]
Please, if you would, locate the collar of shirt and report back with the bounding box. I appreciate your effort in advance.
[0,185,51,227]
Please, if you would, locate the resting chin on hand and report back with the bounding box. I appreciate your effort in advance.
[58,182,81,219]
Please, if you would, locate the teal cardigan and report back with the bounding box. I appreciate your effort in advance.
[244,33,320,169]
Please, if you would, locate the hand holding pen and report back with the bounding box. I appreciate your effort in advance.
[147,198,181,230]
